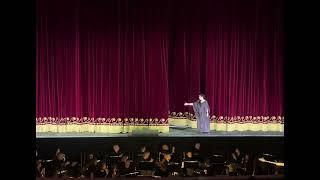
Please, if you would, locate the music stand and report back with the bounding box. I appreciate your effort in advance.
[138,161,154,176]
[168,162,180,173]
[193,154,202,161]
[138,161,155,170]
[183,161,199,177]
[120,171,140,177]
[106,155,121,168]
[184,161,199,168]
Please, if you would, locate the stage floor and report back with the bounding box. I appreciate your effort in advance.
[36,127,284,138]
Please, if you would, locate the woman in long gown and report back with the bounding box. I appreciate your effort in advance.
[184,94,210,133]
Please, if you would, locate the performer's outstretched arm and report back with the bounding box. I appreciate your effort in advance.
[184,102,193,106]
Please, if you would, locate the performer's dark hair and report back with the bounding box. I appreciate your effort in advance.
[199,93,206,98]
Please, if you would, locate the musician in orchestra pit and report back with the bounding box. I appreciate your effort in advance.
[193,142,204,162]
[111,144,123,157]
[108,144,123,167]
[140,145,147,155]
[110,164,119,178]
[159,144,170,161]
[36,160,46,177]
[51,152,70,177]
[242,154,252,175]
[183,151,197,176]
[120,154,129,162]
[234,149,248,175]
[170,146,180,162]
[95,162,110,178]
[194,143,201,152]
[82,153,98,178]
[161,144,169,153]
[136,145,147,162]
[55,148,61,156]
[184,151,194,161]
[226,148,245,176]
[202,158,213,176]
[138,151,155,176]
[140,151,154,162]
[155,153,171,177]
[234,148,244,164]
[118,154,135,176]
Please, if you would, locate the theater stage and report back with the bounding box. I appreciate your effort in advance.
[36,126,284,138]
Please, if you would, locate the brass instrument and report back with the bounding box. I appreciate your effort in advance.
[258,157,284,167]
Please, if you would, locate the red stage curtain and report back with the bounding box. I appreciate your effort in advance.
[37,0,284,128]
